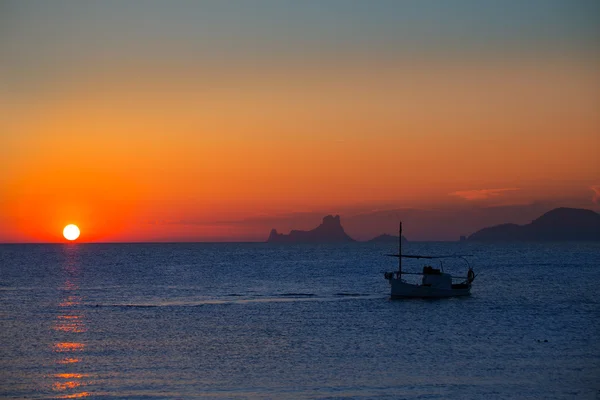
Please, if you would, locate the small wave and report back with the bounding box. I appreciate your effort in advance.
[86,294,385,308]
[90,304,158,308]
[0,286,40,292]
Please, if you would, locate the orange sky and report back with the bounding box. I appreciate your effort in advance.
[1,2,599,242]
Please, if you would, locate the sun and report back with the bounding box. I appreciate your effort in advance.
[63,224,81,241]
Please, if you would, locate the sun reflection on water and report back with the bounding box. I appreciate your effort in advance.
[53,342,85,352]
[56,393,91,399]
[53,381,82,391]
[55,373,89,379]
[51,245,92,399]
[57,358,81,365]
[59,296,82,308]
[54,319,87,333]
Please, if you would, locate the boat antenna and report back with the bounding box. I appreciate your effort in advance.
[398,221,402,276]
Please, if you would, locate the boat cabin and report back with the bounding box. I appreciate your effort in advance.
[421,266,452,288]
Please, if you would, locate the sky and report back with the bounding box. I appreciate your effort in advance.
[1,0,599,242]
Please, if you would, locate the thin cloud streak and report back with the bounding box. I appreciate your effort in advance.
[450,188,520,201]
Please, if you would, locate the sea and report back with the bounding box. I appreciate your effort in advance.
[1,242,599,399]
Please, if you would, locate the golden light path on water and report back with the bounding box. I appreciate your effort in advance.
[52,245,91,399]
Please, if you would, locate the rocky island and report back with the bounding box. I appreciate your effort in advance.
[267,215,355,243]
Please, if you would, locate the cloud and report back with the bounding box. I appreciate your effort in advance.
[592,185,600,204]
[450,188,519,201]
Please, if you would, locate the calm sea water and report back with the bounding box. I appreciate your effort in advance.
[1,242,599,399]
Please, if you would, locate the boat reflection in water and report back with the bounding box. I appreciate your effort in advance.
[52,245,91,399]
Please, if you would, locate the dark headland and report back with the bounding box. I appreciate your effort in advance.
[468,207,600,241]
[267,215,355,243]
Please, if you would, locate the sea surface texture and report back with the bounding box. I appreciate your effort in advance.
[1,242,599,399]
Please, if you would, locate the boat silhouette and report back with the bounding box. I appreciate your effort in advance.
[384,223,475,298]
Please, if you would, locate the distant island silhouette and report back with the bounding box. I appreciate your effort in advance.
[468,207,600,241]
[267,215,411,243]
[267,215,355,243]
[367,234,408,243]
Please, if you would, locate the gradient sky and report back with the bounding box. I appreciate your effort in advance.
[1,1,599,242]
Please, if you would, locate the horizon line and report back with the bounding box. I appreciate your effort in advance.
[0,239,462,245]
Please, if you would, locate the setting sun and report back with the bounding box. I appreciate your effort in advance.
[63,224,80,241]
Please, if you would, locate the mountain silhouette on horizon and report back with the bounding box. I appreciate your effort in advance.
[468,207,600,241]
[267,215,355,243]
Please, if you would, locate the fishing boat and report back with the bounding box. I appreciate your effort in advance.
[383,223,475,298]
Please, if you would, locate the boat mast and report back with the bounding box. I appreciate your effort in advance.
[398,222,402,276]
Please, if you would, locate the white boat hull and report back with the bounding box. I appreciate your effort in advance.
[389,278,471,298]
